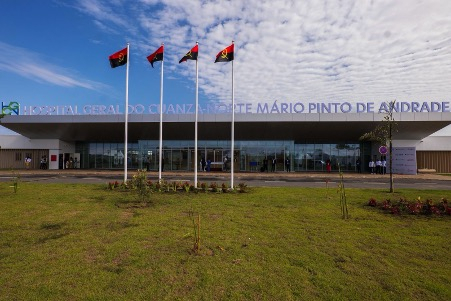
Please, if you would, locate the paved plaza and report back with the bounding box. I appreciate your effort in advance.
[1,169,450,190]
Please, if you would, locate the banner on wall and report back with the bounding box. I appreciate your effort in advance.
[388,147,417,175]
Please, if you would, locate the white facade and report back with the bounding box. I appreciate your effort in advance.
[0,135,75,170]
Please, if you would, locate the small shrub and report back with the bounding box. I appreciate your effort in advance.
[171,181,177,192]
[159,180,171,192]
[238,182,248,193]
[188,209,201,254]
[381,199,391,210]
[200,182,207,192]
[221,183,229,193]
[155,182,162,192]
[120,181,130,189]
[209,182,218,192]
[390,205,400,215]
[107,181,120,190]
[183,182,190,192]
[130,169,151,202]
[430,205,441,215]
[445,207,451,215]
[10,171,20,193]
[407,201,422,214]
[366,196,451,217]
[368,198,377,207]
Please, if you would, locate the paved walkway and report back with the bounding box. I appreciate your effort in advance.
[0,168,449,181]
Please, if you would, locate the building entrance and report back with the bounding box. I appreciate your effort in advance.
[78,141,361,172]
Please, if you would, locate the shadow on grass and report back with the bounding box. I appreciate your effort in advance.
[38,222,69,243]
[115,199,153,209]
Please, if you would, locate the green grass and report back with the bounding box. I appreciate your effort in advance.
[0,182,450,300]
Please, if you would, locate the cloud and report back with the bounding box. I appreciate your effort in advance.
[0,42,108,91]
[75,0,129,28]
[75,0,451,104]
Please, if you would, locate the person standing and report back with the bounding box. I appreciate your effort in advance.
[285,158,290,172]
[25,156,31,169]
[146,157,151,171]
[263,158,268,172]
[43,156,48,169]
[201,157,206,172]
[272,158,276,172]
[375,158,382,174]
[223,156,229,172]
[356,158,361,173]
[326,159,331,173]
[369,159,375,174]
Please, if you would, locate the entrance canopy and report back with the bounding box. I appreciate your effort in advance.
[2,112,450,143]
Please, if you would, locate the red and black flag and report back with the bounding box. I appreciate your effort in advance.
[179,44,198,63]
[147,45,164,68]
[109,47,127,68]
[214,43,234,63]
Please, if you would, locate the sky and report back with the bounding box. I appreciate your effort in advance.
[1,0,451,135]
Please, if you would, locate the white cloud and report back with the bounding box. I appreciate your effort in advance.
[75,0,451,104]
[0,42,108,90]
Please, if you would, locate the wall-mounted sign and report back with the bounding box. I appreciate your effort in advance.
[8,100,451,116]
[379,146,388,155]
[1,101,20,115]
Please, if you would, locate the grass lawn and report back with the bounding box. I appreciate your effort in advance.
[0,182,450,300]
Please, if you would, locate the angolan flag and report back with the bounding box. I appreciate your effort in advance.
[109,47,127,68]
[214,43,234,63]
[179,44,198,63]
[147,45,164,68]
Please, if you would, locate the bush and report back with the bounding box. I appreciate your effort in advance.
[221,183,229,193]
[107,177,250,196]
[238,183,248,193]
[209,182,218,192]
[130,169,151,202]
[368,198,377,207]
[367,197,451,216]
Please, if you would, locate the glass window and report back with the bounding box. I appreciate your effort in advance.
[15,152,22,161]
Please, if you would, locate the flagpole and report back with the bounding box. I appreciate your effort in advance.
[124,42,130,183]
[230,40,235,189]
[158,43,164,182]
[194,41,199,188]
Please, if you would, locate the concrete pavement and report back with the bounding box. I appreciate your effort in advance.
[1,168,450,188]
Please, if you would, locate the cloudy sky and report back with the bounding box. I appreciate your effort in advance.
[1,0,451,134]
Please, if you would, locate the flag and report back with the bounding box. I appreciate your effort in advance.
[147,45,164,68]
[214,43,234,63]
[179,44,198,63]
[109,47,127,68]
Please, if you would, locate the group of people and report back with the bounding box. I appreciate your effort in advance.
[260,158,291,172]
[200,157,208,171]
[368,157,387,174]
[24,155,48,169]
[199,156,229,172]
[65,157,77,169]
[261,158,278,172]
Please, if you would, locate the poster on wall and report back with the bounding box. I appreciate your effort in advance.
[388,147,417,175]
